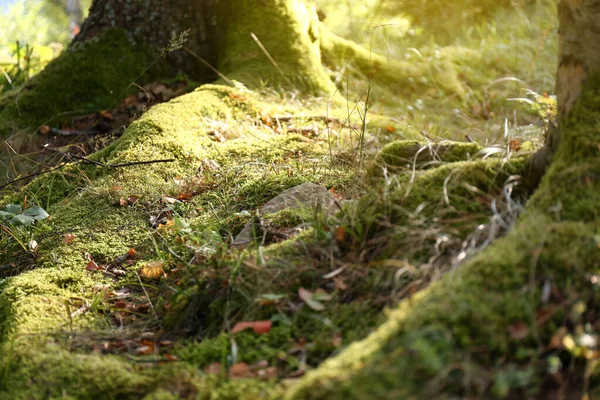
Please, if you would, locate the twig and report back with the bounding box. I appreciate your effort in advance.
[135,271,159,320]
[0,162,69,190]
[45,146,175,168]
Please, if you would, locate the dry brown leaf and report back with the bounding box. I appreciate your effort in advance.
[204,362,222,375]
[99,110,113,120]
[86,261,101,271]
[63,233,77,244]
[229,362,250,379]
[335,226,346,242]
[127,195,140,204]
[231,320,272,335]
[508,321,529,340]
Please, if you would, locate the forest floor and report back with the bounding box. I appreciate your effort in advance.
[0,2,565,399]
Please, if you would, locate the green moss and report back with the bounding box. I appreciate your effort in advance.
[285,70,600,400]
[214,0,334,94]
[369,139,483,175]
[0,83,365,398]
[319,27,467,97]
[0,29,151,136]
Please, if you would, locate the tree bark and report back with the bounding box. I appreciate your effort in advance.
[0,0,334,138]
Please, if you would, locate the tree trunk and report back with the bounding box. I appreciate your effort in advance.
[0,0,334,137]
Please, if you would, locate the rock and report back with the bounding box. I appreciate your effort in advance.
[232,182,339,249]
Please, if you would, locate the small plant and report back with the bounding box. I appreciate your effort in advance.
[0,204,49,227]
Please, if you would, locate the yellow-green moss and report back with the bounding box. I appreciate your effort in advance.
[369,139,483,175]
[0,83,362,398]
[0,29,151,136]
[286,71,600,400]
[214,0,334,94]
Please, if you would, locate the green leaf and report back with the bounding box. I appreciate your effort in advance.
[0,211,15,222]
[3,204,22,214]
[23,206,49,221]
[7,214,36,226]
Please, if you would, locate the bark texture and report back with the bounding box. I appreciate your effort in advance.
[73,0,216,78]
[547,0,600,161]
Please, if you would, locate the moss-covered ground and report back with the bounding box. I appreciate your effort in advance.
[0,0,580,398]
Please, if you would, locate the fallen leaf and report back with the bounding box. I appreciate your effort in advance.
[334,277,348,290]
[204,362,222,375]
[86,261,101,271]
[232,320,272,335]
[508,321,529,340]
[162,196,177,204]
[298,288,325,311]
[177,193,193,201]
[127,195,140,204]
[139,261,164,279]
[113,300,127,309]
[99,110,113,120]
[509,139,521,152]
[119,197,128,207]
[229,362,250,379]
[385,125,396,133]
[335,226,346,241]
[128,248,137,257]
[134,345,153,355]
[313,288,333,301]
[63,233,77,244]
[163,353,178,361]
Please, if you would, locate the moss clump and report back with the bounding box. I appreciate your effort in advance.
[319,27,467,97]
[214,0,334,94]
[0,83,363,398]
[286,71,600,400]
[369,139,483,175]
[0,29,152,136]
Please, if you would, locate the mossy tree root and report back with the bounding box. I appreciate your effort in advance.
[286,71,600,400]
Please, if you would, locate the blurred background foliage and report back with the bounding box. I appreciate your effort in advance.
[1,0,90,91]
[0,0,557,143]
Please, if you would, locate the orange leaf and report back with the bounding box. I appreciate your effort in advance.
[232,320,272,335]
[99,110,113,120]
[63,233,77,244]
[86,260,101,271]
[127,195,140,204]
[139,261,164,279]
[128,248,137,257]
[177,193,193,201]
[229,362,250,379]
[385,125,395,133]
[113,300,127,309]
[335,226,346,241]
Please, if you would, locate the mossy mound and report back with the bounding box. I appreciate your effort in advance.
[0,29,153,136]
[0,74,530,398]
[369,139,483,175]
